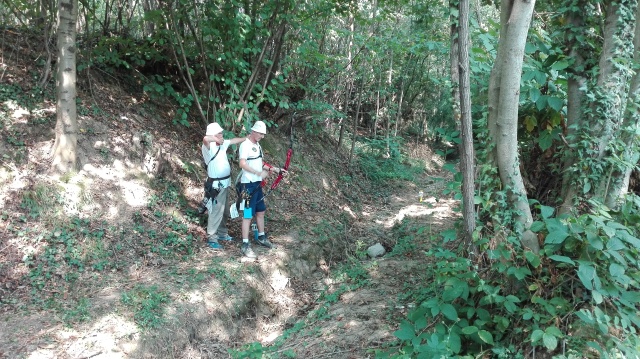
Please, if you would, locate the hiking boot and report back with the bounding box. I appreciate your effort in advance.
[208,241,223,250]
[241,243,257,258]
[217,234,233,242]
[255,234,273,249]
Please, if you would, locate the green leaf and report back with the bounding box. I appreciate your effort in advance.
[545,326,563,337]
[461,326,478,335]
[448,332,462,353]
[542,333,558,350]
[525,251,541,267]
[540,205,555,219]
[478,330,494,344]
[577,263,596,290]
[621,290,640,304]
[606,237,625,251]
[617,230,640,248]
[548,255,574,265]
[551,60,571,70]
[536,95,548,111]
[442,282,465,302]
[586,230,604,250]
[529,88,541,102]
[547,97,564,111]
[531,329,544,342]
[440,304,458,321]
[544,218,569,244]
[538,130,553,151]
[394,320,415,340]
[441,229,457,242]
[530,221,544,232]
[609,263,626,278]
[576,309,595,324]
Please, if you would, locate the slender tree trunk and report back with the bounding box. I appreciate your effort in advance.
[374,75,381,137]
[338,17,354,150]
[394,76,404,137]
[450,0,460,132]
[51,0,79,173]
[386,55,393,156]
[458,0,476,249]
[349,90,362,166]
[488,0,539,253]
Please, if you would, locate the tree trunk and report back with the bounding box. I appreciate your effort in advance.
[337,17,354,150]
[51,0,79,174]
[558,3,588,216]
[457,0,476,249]
[488,0,539,253]
[605,0,640,207]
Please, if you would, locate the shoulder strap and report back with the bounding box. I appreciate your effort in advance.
[246,146,263,161]
[206,146,222,168]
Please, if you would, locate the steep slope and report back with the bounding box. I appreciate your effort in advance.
[0,29,457,358]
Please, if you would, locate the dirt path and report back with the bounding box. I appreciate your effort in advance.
[0,166,457,359]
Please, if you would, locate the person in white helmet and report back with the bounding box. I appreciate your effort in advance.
[200,122,245,250]
[237,120,287,258]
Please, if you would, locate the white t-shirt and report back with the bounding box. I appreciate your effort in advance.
[202,139,231,188]
[239,138,263,183]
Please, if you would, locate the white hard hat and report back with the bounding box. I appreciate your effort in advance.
[251,121,267,134]
[206,122,223,136]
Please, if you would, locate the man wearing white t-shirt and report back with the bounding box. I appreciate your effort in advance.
[201,122,244,250]
[237,120,286,258]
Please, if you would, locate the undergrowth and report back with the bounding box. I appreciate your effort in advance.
[379,198,640,358]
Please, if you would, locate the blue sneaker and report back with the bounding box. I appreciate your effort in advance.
[208,241,223,250]
[217,234,233,242]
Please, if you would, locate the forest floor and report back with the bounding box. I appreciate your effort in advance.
[0,29,459,358]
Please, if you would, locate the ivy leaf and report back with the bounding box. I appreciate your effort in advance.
[531,329,544,342]
[478,330,494,345]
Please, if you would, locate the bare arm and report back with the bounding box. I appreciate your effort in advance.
[202,135,217,149]
[228,137,247,145]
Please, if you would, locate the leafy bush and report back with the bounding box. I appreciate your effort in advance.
[380,197,640,358]
[357,137,423,185]
[121,285,170,330]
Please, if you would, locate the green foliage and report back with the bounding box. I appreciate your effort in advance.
[357,137,423,185]
[121,285,170,330]
[383,197,640,358]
